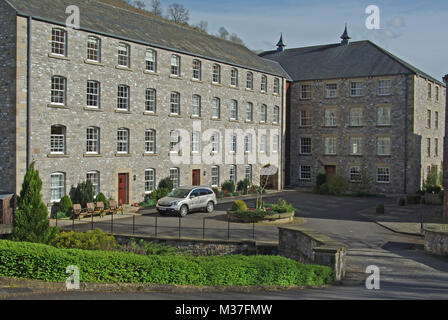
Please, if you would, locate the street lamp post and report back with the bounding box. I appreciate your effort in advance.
[443,74,448,218]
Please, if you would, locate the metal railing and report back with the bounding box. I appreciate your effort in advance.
[56,212,259,241]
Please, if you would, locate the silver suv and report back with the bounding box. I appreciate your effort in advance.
[156,186,217,217]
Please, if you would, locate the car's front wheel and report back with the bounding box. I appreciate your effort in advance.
[206,201,215,213]
[179,205,189,217]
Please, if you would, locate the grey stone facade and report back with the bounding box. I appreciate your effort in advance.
[0,1,17,193]
[3,15,285,205]
[289,75,446,194]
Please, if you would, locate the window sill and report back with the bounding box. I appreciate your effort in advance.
[190,116,202,119]
[229,119,239,123]
[349,154,364,157]
[169,75,182,80]
[84,59,104,67]
[48,53,71,61]
[348,125,364,128]
[229,85,240,90]
[84,107,103,112]
[260,91,268,95]
[273,93,280,97]
[211,118,222,121]
[143,70,159,76]
[323,154,337,156]
[115,65,133,72]
[47,154,69,158]
[83,153,103,158]
[245,88,255,92]
[115,109,132,114]
[272,122,280,126]
[47,104,70,109]
[168,152,182,156]
[143,112,159,116]
[115,153,132,157]
[245,121,255,124]
[191,78,202,83]
[143,153,159,157]
[169,114,183,118]
[212,82,223,87]
[377,154,392,157]
[376,124,392,128]
[323,125,338,128]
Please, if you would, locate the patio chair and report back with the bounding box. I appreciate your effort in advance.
[95,201,105,217]
[107,200,118,215]
[73,204,88,220]
[86,202,96,218]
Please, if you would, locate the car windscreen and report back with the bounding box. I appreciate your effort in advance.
[168,189,191,198]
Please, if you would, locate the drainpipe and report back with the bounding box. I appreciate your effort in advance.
[443,74,448,217]
[281,79,285,190]
[404,74,409,195]
[26,16,32,170]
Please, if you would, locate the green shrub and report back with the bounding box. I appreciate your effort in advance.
[221,180,236,194]
[52,229,117,251]
[231,200,248,212]
[271,199,295,213]
[72,181,94,208]
[0,240,334,286]
[150,188,170,201]
[316,172,327,187]
[13,162,59,244]
[53,211,67,219]
[406,194,421,205]
[236,179,251,195]
[95,192,109,209]
[140,199,157,208]
[59,195,73,215]
[318,183,330,195]
[423,166,442,194]
[158,177,174,191]
[376,204,385,214]
[327,174,349,196]
[397,198,406,206]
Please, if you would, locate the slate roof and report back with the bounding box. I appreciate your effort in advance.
[260,40,444,85]
[3,0,290,79]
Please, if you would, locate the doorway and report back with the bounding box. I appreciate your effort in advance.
[192,169,201,186]
[324,165,337,181]
[118,173,129,205]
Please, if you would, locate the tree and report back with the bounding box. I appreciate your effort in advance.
[149,0,163,17]
[133,0,146,9]
[73,181,95,208]
[12,162,58,244]
[195,20,208,33]
[167,3,190,24]
[229,33,244,45]
[217,27,229,40]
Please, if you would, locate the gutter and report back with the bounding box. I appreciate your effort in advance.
[404,75,409,194]
[26,15,32,170]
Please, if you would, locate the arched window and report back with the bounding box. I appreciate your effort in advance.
[87,36,101,62]
[118,42,130,67]
[212,97,220,119]
[51,28,67,56]
[145,129,156,154]
[86,127,100,154]
[145,169,156,193]
[171,55,181,76]
[246,72,253,90]
[212,64,221,84]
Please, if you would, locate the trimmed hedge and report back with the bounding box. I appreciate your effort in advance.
[0,240,333,286]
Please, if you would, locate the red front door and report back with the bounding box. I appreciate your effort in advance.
[118,173,129,205]
[192,170,200,186]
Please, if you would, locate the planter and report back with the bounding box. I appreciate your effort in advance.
[226,210,295,224]
[425,193,441,205]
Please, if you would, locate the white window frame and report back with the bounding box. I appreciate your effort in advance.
[244,134,252,153]
[192,131,201,153]
[170,92,180,115]
[274,78,280,94]
[212,97,221,119]
[50,172,66,202]
[300,137,312,155]
[261,75,267,92]
[117,128,129,154]
[376,167,390,184]
[211,132,220,153]
[349,137,363,156]
[260,134,267,153]
[272,134,279,153]
[246,72,253,90]
[118,43,130,67]
[170,168,180,188]
[145,129,156,154]
[376,137,391,156]
[51,76,66,105]
[299,166,311,181]
[378,79,391,96]
[230,100,238,120]
[377,106,391,126]
[87,171,100,196]
[273,106,280,124]
[87,36,101,62]
[171,55,181,76]
[212,64,221,84]
[246,102,253,121]
[145,169,156,193]
[324,109,337,127]
[245,165,252,183]
[325,83,338,98]
[211,166,220,187]
[145,88,157,113]
[192,95,201,117]
[86,127,100,154]
[145,49,157,72]
[192,59,201,81]
[260,104,267,123]
[51,125,66,154]
[231,68,239,87]
[350,81,363,97]
[300,84,312,100]
[349,166,361,182]
[117,85,130,111]
[324,137,337,155]
[299,110,312,127]
[349,107,363,127]
[170,130,180,153]
[229,165,237,185]
[51,28,67,56]
[87,80,100,108]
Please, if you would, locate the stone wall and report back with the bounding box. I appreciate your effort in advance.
[288,74,445,195]
[114,234,258,256]
[424,224,448,256]
[0,1,17,194]
[25,20,285,205]
[278,226,347,281]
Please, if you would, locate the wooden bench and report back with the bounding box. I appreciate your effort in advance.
[73,204,89,220]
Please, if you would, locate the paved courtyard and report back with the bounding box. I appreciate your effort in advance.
[33,191,448,299]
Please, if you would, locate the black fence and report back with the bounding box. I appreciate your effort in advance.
[55,212,261,242]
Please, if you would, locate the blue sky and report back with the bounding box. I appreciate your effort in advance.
[145,0,448,81]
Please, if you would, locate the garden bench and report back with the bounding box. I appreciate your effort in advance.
[73,204,88,220]
[107,200,123,215]
[95,201,105,218]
